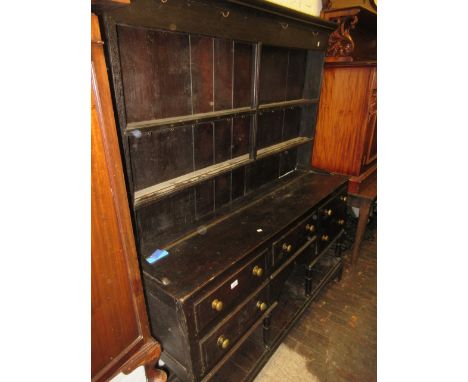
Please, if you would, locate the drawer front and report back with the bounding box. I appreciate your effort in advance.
[194,249,268,334]
[317,191,348,252]
[200,286,269,372]
[272,211,318,269]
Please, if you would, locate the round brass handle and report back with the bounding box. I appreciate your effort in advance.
[338,219,345,226]
[256,301,268,312]
[217,335,230,349]
[324,209,333,216]
[211,299,224,312]
[321,234,329,242]
[282,243,292,253]
[305,224,315,233]
[340,195,348,202]
[252,265,263,277]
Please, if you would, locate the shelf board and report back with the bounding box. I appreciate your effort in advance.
[133,136,312,209]
[256,136,312,160]
[258,98,319,112]
[126,106,254,132]
[125,100,318,133]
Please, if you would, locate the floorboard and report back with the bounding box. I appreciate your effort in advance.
[254,231,377,382]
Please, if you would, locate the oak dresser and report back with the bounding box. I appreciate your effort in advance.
[96,1,349,380]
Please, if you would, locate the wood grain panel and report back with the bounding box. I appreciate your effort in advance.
[303,50,325,99]
[232,116,250,158]
[231,167,246,201]
[312,66,372,175]
[286,48,307,100]
[233,42,253,108]
[246,154,280,193]
[195,179,214,219]
[91,14,163,382]
[215,172,231,209]
[282,107,302,141]
[257,110,283,149]
[118,26,155,123]
[363,67,377,165]
[214,38,234,111]
[190,35,214,114]
[118,25,191,123]
[194,122,214,170]
[136,189,195,252]
[92,88,140,379]
[259,46,288,104]
[214,119,232,163]
[279,148,298,176]
[129,125,193,190]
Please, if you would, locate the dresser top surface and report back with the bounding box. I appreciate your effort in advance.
[141,171,347,301]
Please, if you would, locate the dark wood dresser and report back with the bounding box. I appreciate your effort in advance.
[96,1,349,380]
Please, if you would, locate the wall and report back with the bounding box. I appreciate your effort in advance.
[265,0,322,16]
[110,366,146,382]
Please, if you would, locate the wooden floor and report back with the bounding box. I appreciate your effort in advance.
[254,231,377,382]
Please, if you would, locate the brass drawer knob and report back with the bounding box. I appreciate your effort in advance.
[252,265,263,277]
[305,224,315,233]
[211,299,224,312]
[321,234,329,242]
[256,301,268,312]
[282,243,292,253]
[340,195,348,202]
[324,208,333,216]
[338,219,345,226]
[217,335,230,349]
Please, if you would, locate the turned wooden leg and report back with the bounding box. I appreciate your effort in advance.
[263,316,271,346]
[121,339,167,382]
[334,240,340,256]
[145,364,168,382]
[351,199,372,268]
[336,263,344,282]
[305,267,312,295]
[335,235,343,257]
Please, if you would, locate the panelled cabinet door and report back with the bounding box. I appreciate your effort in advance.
[92,87,144,380]
[362,67,377,166]
[91,13,164,382]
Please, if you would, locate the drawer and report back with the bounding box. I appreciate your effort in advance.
[319,192,347,225]
[272,211,318,269]
[194,249,268,334]
[317,192,348,253]
[200,285,269,372]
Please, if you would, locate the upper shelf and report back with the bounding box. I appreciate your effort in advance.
[125,99,318,133]
[126,106,254,133]
[259,98,319,112]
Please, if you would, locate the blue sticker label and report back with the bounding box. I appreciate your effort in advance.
[146,249,169,264]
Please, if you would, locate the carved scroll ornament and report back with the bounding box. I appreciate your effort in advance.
[326,15,358,58]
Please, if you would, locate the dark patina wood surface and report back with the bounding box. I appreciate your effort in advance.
[142,171,347,301]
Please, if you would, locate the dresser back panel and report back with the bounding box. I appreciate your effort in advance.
[105,19,325,253]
